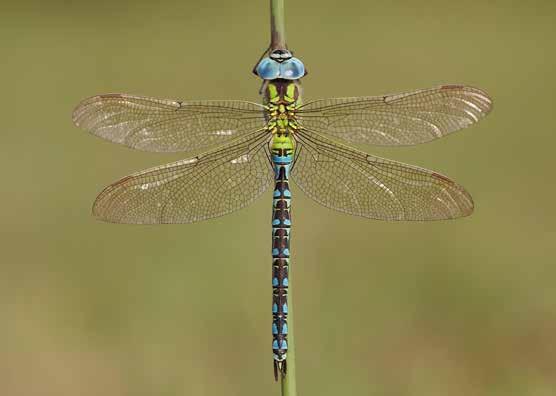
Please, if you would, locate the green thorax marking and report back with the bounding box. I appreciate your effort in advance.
[264,81,302,156]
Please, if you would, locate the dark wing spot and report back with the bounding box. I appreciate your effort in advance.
[440,84,465,90]
[99,93,124,99]
[432,172,455,184]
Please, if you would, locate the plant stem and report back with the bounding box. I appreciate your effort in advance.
[270,3,296,395]
[270,0,287,49]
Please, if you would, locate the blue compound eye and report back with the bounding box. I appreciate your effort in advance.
[279,58,305,80]
[256,57,280,80]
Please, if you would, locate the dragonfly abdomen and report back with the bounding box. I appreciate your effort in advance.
[271,151,292,381]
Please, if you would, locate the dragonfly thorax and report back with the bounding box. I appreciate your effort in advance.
[265,82,300,138]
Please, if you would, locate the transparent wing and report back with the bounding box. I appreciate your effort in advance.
[73,93,266,153]
[93,130,273,224]
[291,129,473,221]
[297,85,492,146]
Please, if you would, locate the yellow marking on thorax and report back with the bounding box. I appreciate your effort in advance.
[268,83,280,104]
[285,83,297,103]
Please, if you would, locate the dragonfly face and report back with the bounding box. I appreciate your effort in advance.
[269,49,293,62]
[256,49,306,80]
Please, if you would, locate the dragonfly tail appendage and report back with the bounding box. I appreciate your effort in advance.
[273,359,287,381]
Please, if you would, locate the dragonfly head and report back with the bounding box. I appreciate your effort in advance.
[255,49,306,81]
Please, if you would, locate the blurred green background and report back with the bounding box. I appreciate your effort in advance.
[2,0,556,395]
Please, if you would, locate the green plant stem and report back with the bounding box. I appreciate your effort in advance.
[270,0,287,49]
[270,3,296,395]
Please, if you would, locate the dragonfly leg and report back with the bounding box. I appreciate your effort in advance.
[259,80,269,96]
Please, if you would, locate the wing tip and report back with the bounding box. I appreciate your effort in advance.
[71,99,88,127]
[431,171,475,219]
[72,93,129,127]
[440,84,494,116]
[91,179,130,224]
[91,187,114,223]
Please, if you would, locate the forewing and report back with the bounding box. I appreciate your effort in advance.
[93,131,273,224]
[298,85,492,146]
[291,129,474,220]
[73,94,266,153]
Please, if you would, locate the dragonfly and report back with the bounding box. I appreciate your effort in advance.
[72,47,492,380]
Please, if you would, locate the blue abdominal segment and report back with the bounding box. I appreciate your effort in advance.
[271,149,293,379]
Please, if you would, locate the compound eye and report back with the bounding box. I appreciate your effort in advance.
[256,57,280,80]
[279,58,305,80]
